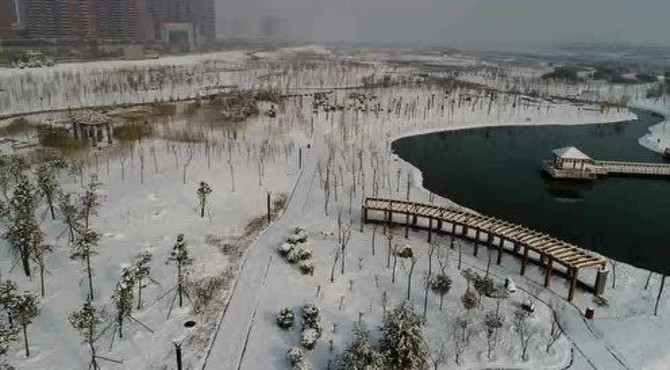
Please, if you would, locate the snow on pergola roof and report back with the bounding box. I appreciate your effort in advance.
[552,147,591,160]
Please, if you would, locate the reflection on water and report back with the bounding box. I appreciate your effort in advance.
[393,110,670,275]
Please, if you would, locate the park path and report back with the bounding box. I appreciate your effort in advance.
[479,259,632,370]
[202,145,319,370]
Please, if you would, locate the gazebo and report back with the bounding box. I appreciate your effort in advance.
[552,147,594,171]
[69,110,113,146]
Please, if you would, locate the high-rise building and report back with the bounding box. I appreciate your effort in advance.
[20,0,146,41]
[0,0,19,39]
[5,0,215,45]
[97,0,146,41]
[147,0,215,45]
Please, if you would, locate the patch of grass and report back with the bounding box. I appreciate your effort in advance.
[255,87,284,104]
[113,123,153,142]
[151,102,177,117]
[183,100,202,117]
[161,129,206,143]
[272,192,289,217]
[189,270,234,314]
[37,126,86,152]
[0,117,36,137]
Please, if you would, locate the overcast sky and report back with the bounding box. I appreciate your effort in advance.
[216,0,670,49]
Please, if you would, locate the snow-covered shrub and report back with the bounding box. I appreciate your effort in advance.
[287,347,306,365]
[302,304,320,323]
[302,304,323,337]
[286,248,301,264]
[294,226,306,234]
[292,360,312,370]
[278,242,294,257]
[301,328,319,349]
[277,307,295,330]
[287,245,311,263]
[288,229,308,244]
[294,245,312,261]
[299,261,314,275]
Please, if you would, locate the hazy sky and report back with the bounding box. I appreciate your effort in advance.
[217,0,670,49]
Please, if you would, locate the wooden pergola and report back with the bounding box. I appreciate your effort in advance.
[361,197,607,301]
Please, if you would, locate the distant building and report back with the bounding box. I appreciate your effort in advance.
[20,0,146,41]
[0,0,20,39]
[147,0,215,47]
[2,0,215,48]
[260,14,282,38]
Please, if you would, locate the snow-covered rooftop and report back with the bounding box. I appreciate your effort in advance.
[553,146,592,160]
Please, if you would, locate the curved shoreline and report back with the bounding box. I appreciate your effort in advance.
[388,111,653,270]
[631,100,670,153]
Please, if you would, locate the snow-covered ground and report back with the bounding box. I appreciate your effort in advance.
[0,47,668,370]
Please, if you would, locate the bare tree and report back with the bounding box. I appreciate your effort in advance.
[546,301,566,353]
[423,243,437,319]
[655,275,666,317]
[514,309,538,361]
[371,224,378,256]
[406,256,418,300]
[484,311,503,360]
[340,222,353,275]
[429,338,448,370]
[182,146,195,185]
[452,316,472,365]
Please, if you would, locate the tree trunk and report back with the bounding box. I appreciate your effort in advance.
[407,260,416,300]
[40,262,45,297]
[137,278,143,310]
[118,317,123,339]
[86,254,94,301]
[200,201,205,218]
[439,294,445,310]
[21,250,31,277]
[654,275,666,316]
[47,193,55,220]
[178,264,183,308]
[23,324,29,357]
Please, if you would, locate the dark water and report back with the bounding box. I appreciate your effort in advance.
[393,110,670,275]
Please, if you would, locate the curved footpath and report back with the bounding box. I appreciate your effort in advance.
[202,145,319,370]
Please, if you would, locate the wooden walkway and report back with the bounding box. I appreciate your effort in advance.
[361,197,608,301]
[594,160,670,177]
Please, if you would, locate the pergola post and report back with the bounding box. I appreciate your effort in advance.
[568,267,580,301]
[360,208,367,232]
[544,257,554,288]
[496,236,504,265]
[388,201,393,223]
[106,122,112,144]
[427,217,433,243]
[404,212,410,238]
[521,245,529,276]
[473,229,480,256]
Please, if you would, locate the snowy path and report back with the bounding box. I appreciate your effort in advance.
[478,255,631,370]
[202,146,319,370]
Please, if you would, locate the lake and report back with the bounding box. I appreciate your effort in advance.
[393,110,670,275]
